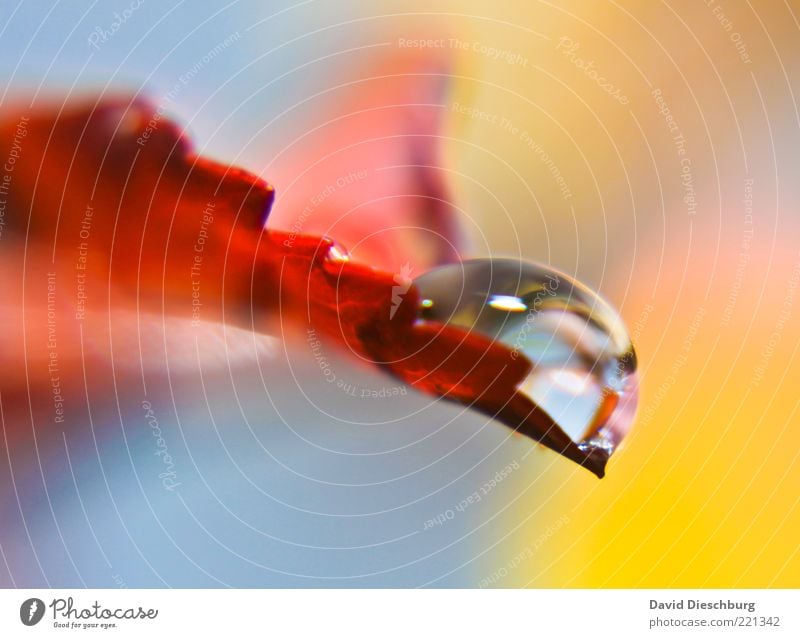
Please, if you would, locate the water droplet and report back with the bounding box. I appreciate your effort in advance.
[320,239,351,276]
[413,259,638,457]
[324,240,350,265]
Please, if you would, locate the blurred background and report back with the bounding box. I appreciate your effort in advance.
[0,0,798,587]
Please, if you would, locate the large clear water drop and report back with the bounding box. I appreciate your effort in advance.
[412,259,638,458]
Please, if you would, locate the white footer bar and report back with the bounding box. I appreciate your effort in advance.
[1,589,796,637]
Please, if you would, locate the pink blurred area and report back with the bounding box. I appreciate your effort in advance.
[258,52,463,273]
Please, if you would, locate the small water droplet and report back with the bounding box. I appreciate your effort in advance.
[413,259,638,457]
[321,239,351,275]
[325,241,350,264]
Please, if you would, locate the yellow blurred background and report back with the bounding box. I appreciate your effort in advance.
[413,0,800,587]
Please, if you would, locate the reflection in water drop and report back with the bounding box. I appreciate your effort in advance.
[413,259,638,458]
[324,240,350,265]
